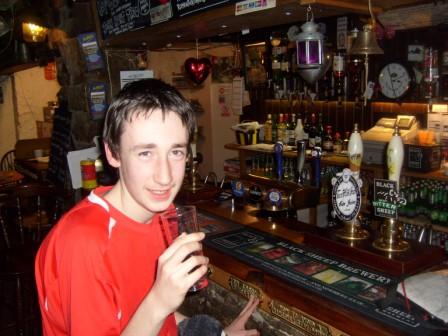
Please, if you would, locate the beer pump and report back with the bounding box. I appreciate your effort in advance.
[334,124,369,240]
[373,126,410,252]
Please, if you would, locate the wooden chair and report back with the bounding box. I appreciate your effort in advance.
[0,183,71,335]
[1,183,70,245]
[0,149,15,171]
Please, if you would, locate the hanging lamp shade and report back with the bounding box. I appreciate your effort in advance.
[296,18,331,84]
[296,20,324,67]
[350,24,383,55]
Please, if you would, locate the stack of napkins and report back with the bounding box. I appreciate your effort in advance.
[398,270,448,323]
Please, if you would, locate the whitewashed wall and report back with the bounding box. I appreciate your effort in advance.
[0,66,60,160]
[14,66,60,139]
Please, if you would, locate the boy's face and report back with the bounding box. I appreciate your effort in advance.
[107,109,188,221]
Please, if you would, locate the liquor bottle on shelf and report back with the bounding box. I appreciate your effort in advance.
[440,40,448,101]
[333,52,345,102]
[422,46,439,100]
[277,113,287,144]
[281,47,291,94]
[288,113,297,146]
[347,58,363,101]
[322,125,334,152]
[318,71,332,101]
[271,46,283,99]
[308,112,317,149]
[264,114,273,144]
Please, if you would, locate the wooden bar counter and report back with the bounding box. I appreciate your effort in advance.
[181,199,447,336]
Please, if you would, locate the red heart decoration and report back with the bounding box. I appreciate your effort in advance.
[184,57,211,85]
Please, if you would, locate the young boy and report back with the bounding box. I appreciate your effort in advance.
[35,79,259,335]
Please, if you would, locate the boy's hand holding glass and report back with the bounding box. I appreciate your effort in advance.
[161,205,209,292]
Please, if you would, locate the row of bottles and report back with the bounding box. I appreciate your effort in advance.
[268,43,363,102]
[265,25,448,102]
[263,112,350,153]
[399,179,448,227]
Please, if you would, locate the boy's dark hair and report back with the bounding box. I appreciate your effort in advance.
[103,78,196,158]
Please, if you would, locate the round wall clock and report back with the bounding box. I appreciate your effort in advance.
[378,62,412,99]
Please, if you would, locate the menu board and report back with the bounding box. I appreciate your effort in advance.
[199,212,445,335]
[96,0,240,39]
[96,0,151,39]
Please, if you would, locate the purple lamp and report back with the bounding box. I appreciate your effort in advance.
[295,5,330,84]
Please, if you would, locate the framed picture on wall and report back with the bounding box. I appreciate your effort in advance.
[243,42,267,88]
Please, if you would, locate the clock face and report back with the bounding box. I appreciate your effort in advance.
[379,63,412,99]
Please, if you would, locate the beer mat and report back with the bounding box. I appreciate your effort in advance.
[204,225,447,335]
[197,211,242,236]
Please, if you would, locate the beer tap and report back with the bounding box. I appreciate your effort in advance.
[373,126,410,252]
[296,140,306,185]
[311,147,322,187]
[274,141,284,180]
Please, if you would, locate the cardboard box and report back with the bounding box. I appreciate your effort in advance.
[405,143,441,172]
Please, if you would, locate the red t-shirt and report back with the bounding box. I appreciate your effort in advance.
[35,186,177,335]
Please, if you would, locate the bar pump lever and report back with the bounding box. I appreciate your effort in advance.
[296,140,306,185]
[274,141,284,181]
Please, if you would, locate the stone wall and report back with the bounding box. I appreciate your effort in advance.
[51,1,103,149]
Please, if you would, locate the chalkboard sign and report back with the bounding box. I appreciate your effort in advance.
[372,179,406,219]
[96,0,151,39]
[96,0,241,39]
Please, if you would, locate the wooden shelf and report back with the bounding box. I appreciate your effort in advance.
[225,143,448,182]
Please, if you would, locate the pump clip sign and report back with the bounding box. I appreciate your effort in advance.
[372,179,406,219]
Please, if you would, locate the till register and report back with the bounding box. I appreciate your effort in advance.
[362,115,418,165]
